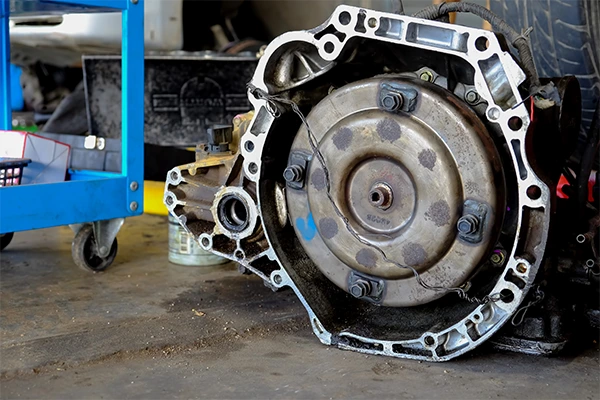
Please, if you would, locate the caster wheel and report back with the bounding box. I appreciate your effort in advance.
[72,225,118,272]
[0,232,14,251]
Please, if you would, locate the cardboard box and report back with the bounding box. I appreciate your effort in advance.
[0,131,70,184]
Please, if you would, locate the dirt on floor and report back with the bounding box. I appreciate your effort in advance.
[1,215,599,399]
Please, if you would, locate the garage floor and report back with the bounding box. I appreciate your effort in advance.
[1,214,598,399]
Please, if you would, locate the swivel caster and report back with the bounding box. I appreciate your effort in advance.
[0,232,14,251]
[71,224,118,272]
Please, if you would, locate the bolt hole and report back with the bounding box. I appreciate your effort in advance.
[170,170,179,181]
[370,192,380,203]
[200,237,210,248]
[248,162,258,174]
[165,195,174,206]
[526,185,541,200]
[339,11,351,25]
[475,36,489,51]
[367,17,377,28]
[424,336,435,346]
[245,140,255,152]
[487,107,501,121]
[234,250,244,260]
[508,116,523,131]
[473,314,481,321]
[273,274,282,285]
[516,263,527,274]
[500,288,515,303]
[324,41,335,53]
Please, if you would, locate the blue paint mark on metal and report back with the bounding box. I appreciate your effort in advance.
[296,212,317,241]
[0,0,144,233]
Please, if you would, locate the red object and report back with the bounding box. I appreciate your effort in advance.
[557,171,596,202]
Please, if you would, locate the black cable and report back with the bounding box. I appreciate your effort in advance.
[412,2,541,91]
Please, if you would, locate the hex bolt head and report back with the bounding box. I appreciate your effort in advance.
[283,165,304,183]
[465,90,479,104]
[381,93,403,112]
[349,279,372,298]
[490,252,505,266]
[457,214,479,235]
[419,71,434,82]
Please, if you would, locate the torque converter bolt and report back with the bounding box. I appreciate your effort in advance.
[349,280,372,298]
[381,93,403,112]
[457,214,479,234]
[283,165,304,183]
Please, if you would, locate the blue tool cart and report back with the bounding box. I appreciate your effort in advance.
[0,0,144,272]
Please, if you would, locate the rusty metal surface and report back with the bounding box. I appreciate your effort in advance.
[286,76,503,307]
[164,5,551,361]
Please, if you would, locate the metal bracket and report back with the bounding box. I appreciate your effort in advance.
[457,200,488,244]
[348,271,385,304]
[93,218,125,257]
[285,151,310,190]
[378,82,418,113]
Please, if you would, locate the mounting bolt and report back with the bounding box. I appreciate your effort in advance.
[457,214,479,235]
[131,0,138,4]
[516,262,528,274]
[130,201,139,212]
[465,90,479,104]
[283,165,304,183]
[490,251,505,266]
[130,181,139,191]
[419,70,434,82]
[349,279,372,299]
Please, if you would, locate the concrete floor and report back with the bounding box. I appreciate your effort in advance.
[1,214,599,399]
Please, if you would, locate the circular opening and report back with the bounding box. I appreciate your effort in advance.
[245,141,255,152]
[218,195,249,232]
[234,250,244,260]
[200,237,210,248]
[170,170,179,181]
[527,185,542,200]
[475,36,489,51]
[473,314,481,321]
[508,116,523,131]
[487,107,501,121]
[516,263,527,274]
[370,191,381,203]
[500,288,515,303]
[324,41,335,54]
[273,274,283,285]
[165,195,174,206]
[339,11,351,25]
[248,162,258,174]
[576,234,586,244]
[368,17,377,28]
[586,259,595,268]
[424,336,435,346]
